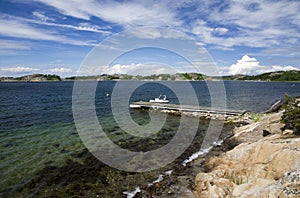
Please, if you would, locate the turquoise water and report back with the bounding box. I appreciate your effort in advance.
[0,122,82,192]
[0,81,299,196]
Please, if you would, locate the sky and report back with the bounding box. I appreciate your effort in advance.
[0,0,299,77]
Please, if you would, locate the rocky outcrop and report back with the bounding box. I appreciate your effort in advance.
[231,111,284,143]
[194,111,300,198]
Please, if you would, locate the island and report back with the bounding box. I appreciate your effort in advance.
[0,74,62,82]
[1,70,299,82]
[67,70,300,82]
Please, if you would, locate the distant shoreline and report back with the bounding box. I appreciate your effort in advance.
[1,70,299,82]
[1,79,300,83]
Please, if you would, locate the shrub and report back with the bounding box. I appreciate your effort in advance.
[281,95,300,135]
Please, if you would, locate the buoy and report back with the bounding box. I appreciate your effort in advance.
[106,93,110,97]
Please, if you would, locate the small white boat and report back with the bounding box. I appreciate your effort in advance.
[149,95,169,103]
[129,104,141,108]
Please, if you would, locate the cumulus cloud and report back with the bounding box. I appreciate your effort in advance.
[0,66,40,75]
[49,67,72,73]
[229,55,298,75]
[77,63,177,76]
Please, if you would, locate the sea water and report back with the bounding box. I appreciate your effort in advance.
[0,81,299,196]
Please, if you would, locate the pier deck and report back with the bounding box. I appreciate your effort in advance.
[130,102,247,116]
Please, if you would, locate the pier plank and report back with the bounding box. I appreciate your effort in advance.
[129,102,247,116]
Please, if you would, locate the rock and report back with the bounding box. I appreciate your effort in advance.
[260,111,282,124]
[269,122,285,134]
[192,100,300,198]
[194,113,300,198]
[232,121,263,143]
[232,111,284,143]
[194,171,235,198]
[263,130,272,137]
[232,178,280,198]
[280,169,300,197]
[282,129,294,135]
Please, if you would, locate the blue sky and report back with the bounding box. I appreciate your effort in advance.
[0,0,299,77]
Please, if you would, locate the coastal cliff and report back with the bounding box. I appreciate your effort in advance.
[194,97,300,197]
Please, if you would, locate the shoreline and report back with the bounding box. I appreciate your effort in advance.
[193,99,300,197]
[1,79,300,83]
[129,96,300,197]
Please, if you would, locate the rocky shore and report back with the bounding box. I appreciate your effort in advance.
[193,98,300,197]
[3,94,298,197]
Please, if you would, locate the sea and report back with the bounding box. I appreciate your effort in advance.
[0,80,299,197]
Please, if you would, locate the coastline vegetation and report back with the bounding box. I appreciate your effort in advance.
[66,70,300,81]
[1,70,299,82]
[0,74,61,82]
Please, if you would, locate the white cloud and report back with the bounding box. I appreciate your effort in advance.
[0,40,29,50]
[127,27,188,40]
[33,0,93,20]
[3,12,112,34]
[109,63,177,76]
[214,27,228,35]
[49,67,72,73]
[6,0,294,51]
[187,0,300,49]
[265,65,299,73]
[228,55,299,75]
[33,11,55,22]
[34,0,180,28]
[0,18,61,41]
[26,0,300,50]
[31,18,111,34]
[0,40,30,55]
[0,66,40,75]
[0,66,74,77]
[77,63,177,76]
[0,17,99,46]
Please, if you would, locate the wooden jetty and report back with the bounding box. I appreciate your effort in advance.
[129,102,247,116]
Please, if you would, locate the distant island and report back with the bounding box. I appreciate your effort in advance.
[0,74,61,82]
[1,70,299,82]
[66,70,300,82]
[221,70,300,81]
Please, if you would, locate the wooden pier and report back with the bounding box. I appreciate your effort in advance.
[129,102,247,116]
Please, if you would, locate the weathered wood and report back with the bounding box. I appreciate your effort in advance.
[130,102,247,116]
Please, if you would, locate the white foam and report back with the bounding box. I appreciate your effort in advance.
[165,170,173,176]
[182,137,230,166]
[182,146,213,166]
[213,139,224,146]
[148,174,164,187]
[123,187,141,198]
